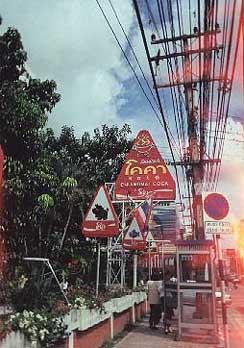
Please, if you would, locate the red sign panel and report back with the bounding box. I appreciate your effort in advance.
[82,185,119,238]
[114,130,176,200]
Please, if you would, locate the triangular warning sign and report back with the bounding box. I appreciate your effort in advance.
[145,231,157,254]
[146,230,157,248]
[114,130,176,201]
[82,185,119,238]
[123,216,146,250]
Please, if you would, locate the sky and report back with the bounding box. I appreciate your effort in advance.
[0,0,146,136]
[1,0,244,222]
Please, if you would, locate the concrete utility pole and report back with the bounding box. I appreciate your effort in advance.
[150,2,223,240]
[215,235,230,348]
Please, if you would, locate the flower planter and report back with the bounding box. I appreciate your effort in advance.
[0,331,38,348]
[134,291,146,304]
[66,308,83,332]
[4,292,148,348]
[64,292,147,333]
[113,294,133,313]
[78,307,110,331]
[103,299,114,313]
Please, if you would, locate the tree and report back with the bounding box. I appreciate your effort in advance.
[40,124,132,264]
[81,124,132,189]
[0,24,133,308]
[0,27,60,263]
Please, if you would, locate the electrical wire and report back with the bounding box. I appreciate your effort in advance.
[96,0,243,236]
[132,0,184,212]
[94,0,181,156]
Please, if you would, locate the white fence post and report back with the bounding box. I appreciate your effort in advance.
[110,313,114,340]
[68,331,74,348]
[131,304,136,324]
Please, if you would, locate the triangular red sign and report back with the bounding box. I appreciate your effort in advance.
[82,185,119,238]
[114,130,176,200]
[123,216,146,250]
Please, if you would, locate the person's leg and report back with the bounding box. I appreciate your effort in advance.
[150,304,159,329]
[154,304,162,327]
[163,306,171,334]
[151,304,156,328]
[149,304,154,328]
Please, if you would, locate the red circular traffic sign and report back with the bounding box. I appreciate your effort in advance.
[204,193,229,220]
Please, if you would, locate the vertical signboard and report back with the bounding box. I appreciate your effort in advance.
[203,192,232,236]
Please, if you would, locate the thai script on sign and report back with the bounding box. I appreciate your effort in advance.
[125,159,167,176]
[95,221,106,231]
[205,221,232,234]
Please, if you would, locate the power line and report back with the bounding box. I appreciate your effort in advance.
[94,0,181,156]
[132,0,184,215]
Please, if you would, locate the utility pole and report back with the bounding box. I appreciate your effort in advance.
[149,5,223,240]
[215,235,230,348]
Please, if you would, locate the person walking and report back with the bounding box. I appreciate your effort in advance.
[147,272,162,330]
[163,272,177,334]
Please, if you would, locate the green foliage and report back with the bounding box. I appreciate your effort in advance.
[0,27,61,265]
[0,24,132,314]
[38,194,55,210]
[83,124,132,188]
[0,28,27,82]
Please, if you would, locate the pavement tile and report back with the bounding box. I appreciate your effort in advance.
[115,286,244,348]
[114,318,216,348]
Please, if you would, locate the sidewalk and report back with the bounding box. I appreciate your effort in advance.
[114,315,216,348]
[228,284,244,348]
[114,285,244,348]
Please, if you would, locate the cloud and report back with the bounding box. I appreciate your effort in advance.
[0,0,143,135]
[1,0,243,220]
[217,118,244,220]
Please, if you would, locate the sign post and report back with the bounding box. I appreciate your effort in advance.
[123,215,146,286]
[96,240,101,297]
[133,252,138,289]
[146,231,156,280]
[203,192,231,348]
[82,185,119,295]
